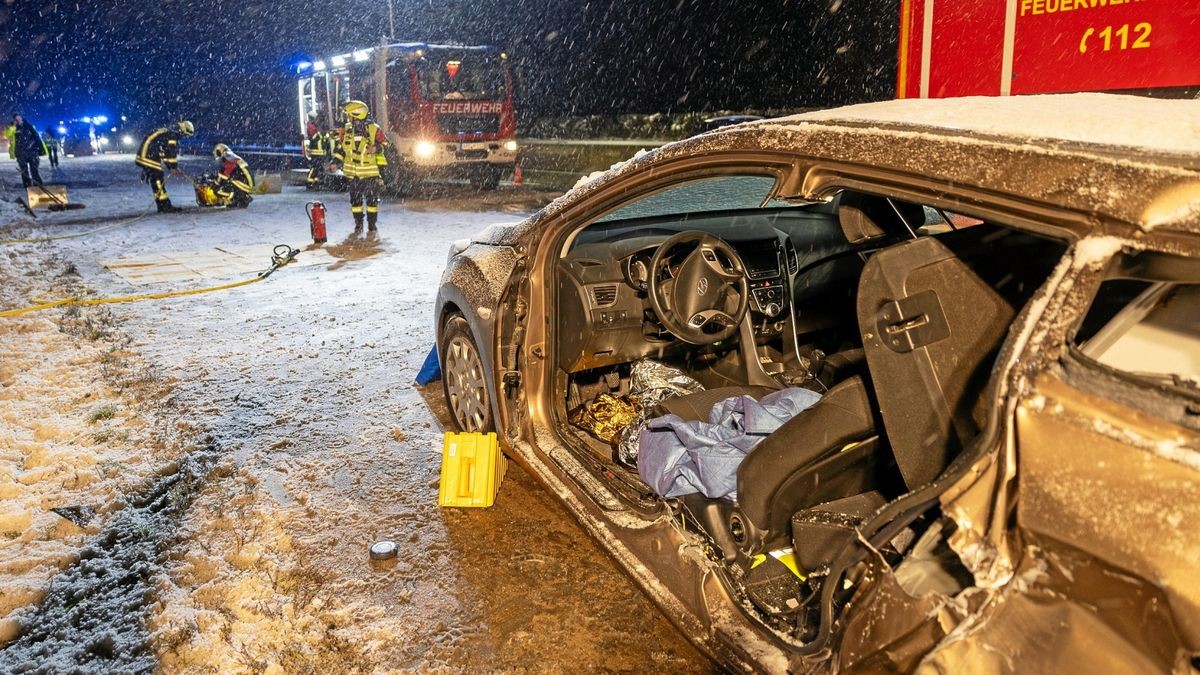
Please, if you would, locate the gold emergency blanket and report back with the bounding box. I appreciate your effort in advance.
[568,393,638,445]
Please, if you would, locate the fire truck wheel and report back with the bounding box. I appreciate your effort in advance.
[440,313,494,433]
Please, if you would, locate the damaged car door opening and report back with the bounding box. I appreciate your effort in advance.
[434,95,1200,671]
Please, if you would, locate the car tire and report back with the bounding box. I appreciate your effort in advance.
[440,313,494,433]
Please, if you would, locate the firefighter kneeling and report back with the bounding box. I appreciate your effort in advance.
[332,100,389,232]
[212,143,254,208]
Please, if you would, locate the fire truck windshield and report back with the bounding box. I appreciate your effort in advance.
[417,52,506,102]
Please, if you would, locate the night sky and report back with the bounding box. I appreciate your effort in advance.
[0,0,896,140]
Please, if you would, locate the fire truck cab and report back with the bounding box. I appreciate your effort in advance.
[298,42,517,191]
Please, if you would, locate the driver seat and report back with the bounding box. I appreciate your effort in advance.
[654,374,887,557]
[656,385,778,422]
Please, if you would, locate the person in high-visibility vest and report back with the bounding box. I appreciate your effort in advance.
[212,143,255,208]
[135,120,194,213]
[331,100,389,232]
[304,114,328,190]
[10,114,47,187]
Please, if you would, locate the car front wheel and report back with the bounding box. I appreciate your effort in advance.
[440,314,494,433]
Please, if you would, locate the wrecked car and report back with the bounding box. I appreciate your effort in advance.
[434,93,1200,672]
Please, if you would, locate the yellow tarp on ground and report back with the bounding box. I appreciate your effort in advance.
[100,244,334,285]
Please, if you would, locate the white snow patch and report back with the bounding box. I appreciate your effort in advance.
[1072,236,1124,268]
[0,241,181,640]
[469,221,521,245]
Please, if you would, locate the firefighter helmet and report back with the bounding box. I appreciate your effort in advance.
[176,120,195,137]
[343,100,369,120]
[212,143,230,160]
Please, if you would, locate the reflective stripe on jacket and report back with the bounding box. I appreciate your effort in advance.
[334,120,388,179]
[136,128,180,171]
[305,122,327,157]
[217,152,254,193]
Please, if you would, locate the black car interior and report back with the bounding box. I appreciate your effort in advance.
[553,184,1068,623]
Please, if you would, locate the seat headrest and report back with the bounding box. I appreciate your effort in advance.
[838,192,926,244]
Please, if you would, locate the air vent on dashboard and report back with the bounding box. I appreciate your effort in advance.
[591,284,618,307]
[785,241,798,274]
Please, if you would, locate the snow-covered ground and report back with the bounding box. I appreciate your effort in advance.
[0,155,705,671]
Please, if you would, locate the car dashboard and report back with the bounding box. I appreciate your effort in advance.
[555,208,823,374]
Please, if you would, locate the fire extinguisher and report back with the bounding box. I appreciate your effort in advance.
[306,201,327,244]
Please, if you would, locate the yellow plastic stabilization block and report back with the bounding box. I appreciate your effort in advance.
[26,185,70,209]
[438,432,506,508]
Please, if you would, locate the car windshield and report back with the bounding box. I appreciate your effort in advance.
[417,52,506,101]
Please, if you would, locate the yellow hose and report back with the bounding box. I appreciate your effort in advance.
[0,210,153,245]
[0,245,299,319]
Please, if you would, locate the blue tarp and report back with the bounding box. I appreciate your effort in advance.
[415,345,441,385]
[637,388,822,500]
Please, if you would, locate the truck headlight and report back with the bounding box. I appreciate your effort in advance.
[504,140,518,152]
[414,140,437,159]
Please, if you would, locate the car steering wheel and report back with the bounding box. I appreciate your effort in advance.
[647,231,750,345]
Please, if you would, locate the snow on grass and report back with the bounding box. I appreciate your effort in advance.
[150,466,405,671]
[0,232,186,644]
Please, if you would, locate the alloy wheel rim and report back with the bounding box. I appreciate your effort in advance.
[445,335,488,431]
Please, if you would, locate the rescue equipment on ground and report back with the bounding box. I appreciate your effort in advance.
[194,176,220,207]
[25,184,85,213]
[368,541,398,560]
[438,432,506,508]
[307,201,327,243]
[253,171,284,194]
[414,345,441,385]
[192,173,251,208]
[0,244,300,318]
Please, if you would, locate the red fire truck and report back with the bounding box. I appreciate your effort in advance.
[896,0,1200,98]
[298,42,517,191]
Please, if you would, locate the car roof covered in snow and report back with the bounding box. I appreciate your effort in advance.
[703,93,1200,234]
[784,94,1200,158]
[510,94,1200,247]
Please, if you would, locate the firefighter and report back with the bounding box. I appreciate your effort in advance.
[135,120,194,213]
[212,143,254,208]
[10,114,47,187]
[331,100,389,232]
[304,114,328,190]
[42,126,60,168]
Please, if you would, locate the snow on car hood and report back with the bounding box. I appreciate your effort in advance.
[449,221,524,251]
[781,93,1200,155]
[471,222,522,243]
